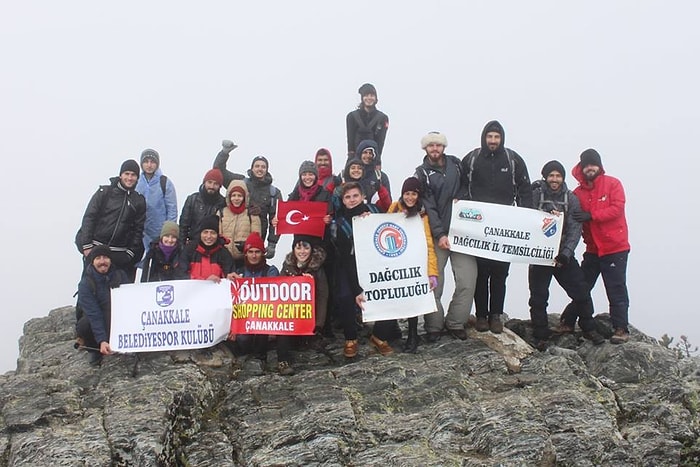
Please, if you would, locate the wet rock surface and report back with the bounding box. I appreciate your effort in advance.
[0,306,698,466]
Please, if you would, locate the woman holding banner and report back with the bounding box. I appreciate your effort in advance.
[386,177,439,353]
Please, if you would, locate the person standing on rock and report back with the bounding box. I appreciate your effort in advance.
[462,120,532,334]
[562,149,631,344]
[213,140,283,259]
[346,83,389,162]
[135,149,178,258]
[75,245,128,365]
[528,161,604,348]
[75,159,146,283]
[178,168,226,245]
[414,132,477,342]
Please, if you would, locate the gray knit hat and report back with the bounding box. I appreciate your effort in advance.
[298,160,318,178]
[140,148,160,166]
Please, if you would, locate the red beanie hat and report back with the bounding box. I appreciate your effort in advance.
[243,232,265,253]
[203,168,224,186]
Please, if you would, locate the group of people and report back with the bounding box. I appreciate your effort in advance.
[74,82,631,373]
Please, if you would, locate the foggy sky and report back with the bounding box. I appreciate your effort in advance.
[1,1,698,372]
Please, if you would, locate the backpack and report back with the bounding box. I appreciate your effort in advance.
[159,175,168,197]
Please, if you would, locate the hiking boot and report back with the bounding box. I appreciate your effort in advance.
[277,361,295,376]
[534,339,549,352]
[403,332,419,354]
[583,330,605,345]
[87,350,102,366]
[344,339,359,358]
[448,328,468,341]
[242,358,265,376]
[424,331,442,343]
[369,335,394,356]
[554,323,575,334]
[489,315,503,334]
[610,328,630,344]
[475,317,490,332]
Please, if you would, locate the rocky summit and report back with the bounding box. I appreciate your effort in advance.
[0,306,698,466]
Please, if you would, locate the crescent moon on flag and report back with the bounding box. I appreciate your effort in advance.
[285,210,302,225]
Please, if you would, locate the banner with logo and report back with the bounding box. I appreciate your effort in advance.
[230,276,316,335]
[353,213,437,321]
[448,200,561,266]
[275,200,327,238]
[110,280,233,353]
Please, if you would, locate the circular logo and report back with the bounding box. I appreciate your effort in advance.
[373,222,407,257]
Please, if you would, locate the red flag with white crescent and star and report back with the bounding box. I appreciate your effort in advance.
[275,200,327,238]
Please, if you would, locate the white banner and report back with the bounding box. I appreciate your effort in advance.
[353,213,437,321]
[110,279,233,352]
[448,200,561,266]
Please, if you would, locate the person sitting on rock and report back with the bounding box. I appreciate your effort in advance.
[75,245,128,366]
[140,221,188,282]
[229,233,294,375]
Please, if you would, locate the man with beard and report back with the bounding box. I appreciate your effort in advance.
[528,161,604,348]
[346,83,389,162]
[179,168,226,245]
[314,148,341,193]
[213,140,282,259]
[414,132,477,342]
[75,245,128,365]
[463,120,532,334]
[76,159,146,282]
[561,149,631,344]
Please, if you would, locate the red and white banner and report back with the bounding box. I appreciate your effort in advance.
[275,200,327,238]
[230,276,316,335]
[448,200,562,266]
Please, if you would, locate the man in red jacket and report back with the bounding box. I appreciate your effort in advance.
[565,149,631,343]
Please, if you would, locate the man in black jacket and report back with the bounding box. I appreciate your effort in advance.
[75,159,146,282]
[346,83,389,162]
[462,120,532,333]
[528,161,604,347]
[178,168,226,245]
[213,140,282,259]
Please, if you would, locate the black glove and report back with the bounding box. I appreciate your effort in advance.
[234,241,245,252]
[554,254,570,267]
[572,210,592,222]
[222,140,238,154]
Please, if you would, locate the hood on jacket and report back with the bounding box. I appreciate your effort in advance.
[225,179,249,208]
[480,120,505,153]
[355,139,379,167]
[315,148,333,179]
[246,170,274,187]
[571,163,607,187]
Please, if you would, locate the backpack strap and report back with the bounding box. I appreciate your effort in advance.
[160,175,168,197]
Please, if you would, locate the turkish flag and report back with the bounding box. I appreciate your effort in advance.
[275,200,327,238]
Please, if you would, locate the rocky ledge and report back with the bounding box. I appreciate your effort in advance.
[0,306,698,466]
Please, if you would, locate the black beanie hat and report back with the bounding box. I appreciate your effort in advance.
[358,83,377,97]
[198,214,220,234]
[541,160,566,180]
[120,159,140,178]
[140,148,160,166]
[88,245,112,264]
[401,177,422,195]
[579,149,603,168]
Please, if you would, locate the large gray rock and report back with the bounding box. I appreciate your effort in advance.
[0,306,697,466]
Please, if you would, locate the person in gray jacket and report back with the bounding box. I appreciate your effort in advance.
[414,132,477,342]
[528,160,604,347]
